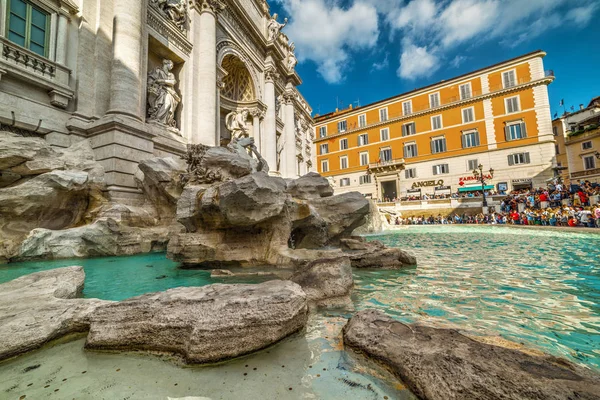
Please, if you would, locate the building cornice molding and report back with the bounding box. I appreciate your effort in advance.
[314,77,554,143]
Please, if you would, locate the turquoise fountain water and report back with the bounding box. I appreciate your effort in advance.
[0,226,599,399]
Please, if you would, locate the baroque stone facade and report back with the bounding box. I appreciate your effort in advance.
[0,0,315,200]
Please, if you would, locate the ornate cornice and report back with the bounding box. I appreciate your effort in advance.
[283,92,295,105]
[265,67,280,83]
[147,7,193,56]
[194,0,226,16]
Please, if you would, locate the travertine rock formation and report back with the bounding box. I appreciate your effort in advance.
[86,280,308,363]
[343,310,600,400]
[290,257,353,306]
[0,266,109,361]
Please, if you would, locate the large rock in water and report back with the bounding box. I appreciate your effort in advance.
[286,172,334,200]
[290,257,353,306]
[341,237,416,268]
[343,310,600,400]
[86,280,308,363]
[0,267,109,361]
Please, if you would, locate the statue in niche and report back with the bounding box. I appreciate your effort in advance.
[267,14,287,42]
[153,0,188,31]
[225,109,250,139]
[287,43,297,71]
[147,59,181,129]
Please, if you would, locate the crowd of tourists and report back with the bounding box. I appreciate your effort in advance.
[391,180,600,228]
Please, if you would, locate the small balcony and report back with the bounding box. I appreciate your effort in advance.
[368,158,405,175]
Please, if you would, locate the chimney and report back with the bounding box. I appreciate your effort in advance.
[349,104,353,110]
[335,108,339,113]
[580,104,584,110]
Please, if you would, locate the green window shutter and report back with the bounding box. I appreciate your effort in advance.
[508,155,514,166]
[402,125,407,137]
[461,134,466,148]
[430,140,435,154]
[505,126,510,142]
[475,131,480,146]
[524,152,531,164]
[414,145,418,157]
[520,122,527,138]
[432,166,437,175]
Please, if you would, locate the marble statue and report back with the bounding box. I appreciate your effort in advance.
[225,109,250,139]
[228,136,269,174]
[152,0,188,31]
[287,43,297,70]
[267,14,287,42]
[147,59,181,128]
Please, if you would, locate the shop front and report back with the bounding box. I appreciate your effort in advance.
[512,178,533,191]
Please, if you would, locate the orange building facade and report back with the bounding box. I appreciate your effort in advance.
[313,51,557,200]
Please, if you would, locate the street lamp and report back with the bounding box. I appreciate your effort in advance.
[472,164,494,211]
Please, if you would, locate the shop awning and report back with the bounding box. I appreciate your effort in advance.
[458,185,494,192]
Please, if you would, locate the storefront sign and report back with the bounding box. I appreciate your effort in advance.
[459,175,492,183]
[412,180,444,189]
[497,182,508,192]
[434,186,451,191]
[407,188,421,193]
[512,178,533,184]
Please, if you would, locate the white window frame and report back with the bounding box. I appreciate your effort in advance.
[320,143,329,155]
[379,108,388,122]
[505,95,521,114]
[431,136,447,154]
[462,130,480,148]
[358,133,369,146]
[404,142,417,158]
[321,160,329,173]
[429,92,440,108]
[582,141,593,150]
[337,120,347,133]
[339,138,348,150]
[358,114,367,128]
[359,174,372,185]
[502,69,517,89]
[340,177,351,187]
[340,155,348,170]
[459,83,472,100]
[467,159,479,172]
[431,115,443,130]
[462,107,475,123]
[405,168,417,179]
[433,164,450,175]
[380,147,392,162]
[402,100,412,116]
[359,151,369,166]
[583,155,596,170]
[506,120,526,141]
[380,128,390,141]
[319,126,327,138]
[509,152,530,165]
[402,121,416,137]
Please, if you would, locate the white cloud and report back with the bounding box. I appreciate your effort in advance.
[371,52,389,72]
[398,42,440,80]
[438,0,499,48]
[391,0,437,32]
[275,0,379,84]
[565,3,599,25]
[450,55,467,68]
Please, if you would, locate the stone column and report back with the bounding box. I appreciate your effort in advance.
[55,13,69,65]
[216,79,225,145]
[264,68,279,172]
[251,109,264,154]
[195,0,225,145]
[283,92,296,178]
[107,0,144,120]
[0,0,6,37]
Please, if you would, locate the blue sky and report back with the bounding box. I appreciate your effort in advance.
[270,0,600,118]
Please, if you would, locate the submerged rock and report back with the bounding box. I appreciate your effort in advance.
[343,309,600,400]
[341,237,416,268]
[0,267,109,361]
[86,280,309,364]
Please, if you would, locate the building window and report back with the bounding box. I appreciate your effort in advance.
[359,175,372,185]
[380,148,392,162]
[7,0,49,57]
[360,151,369,166]
[380,128,390,141]
[337,120,347,133]
[359,114,367,127]
[405,168,417,179]
[431,115,442,130]
[340,138,348,150]
[552,126,558,136]
[462,107,475,123]
[505,121,527,141]
[505,96,520,114]
[508,152,531,166]
[555,144,560,155]
[320,143,329,154]
[584,155,596,170]
[402,101,412,116]
[340,177,351,187]
[358,133,369,146]
[402,122,416,137]
[433,164,450,175]
[429,92,440,108]
[462,130,480,148]
[582,141,593,150]
[431,136,447,154]
[319,126,327,138]
[340,156,348,169]
[321,160,329,172]
[502,70,517,88]
[403,142,417,158]
[459,83,472,100]
[467,159,479,171]
[379,108,388,122]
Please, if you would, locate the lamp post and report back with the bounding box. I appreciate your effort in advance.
[472,164,494,212]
